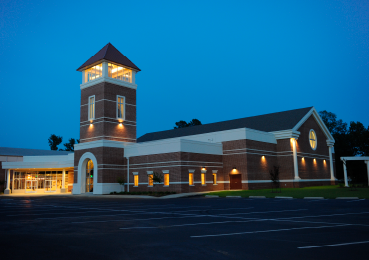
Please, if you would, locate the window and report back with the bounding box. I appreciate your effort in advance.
[309,129,317,150]
[201,173,206,185]
[134,175,139,187]
[213,173,217,185]
[108,63,132,83]
[85,63,102,82]
[148,174,153,186]
[117,96,125,120]
[164,174,169,186]
[189,173,194,185]
[88,96,95,120]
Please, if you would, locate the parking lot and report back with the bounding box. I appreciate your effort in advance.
[0,196,368,260]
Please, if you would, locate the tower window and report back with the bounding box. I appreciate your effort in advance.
[213,173,217,185]
[108,63,132,83]
[201,173,206,185]
[85,63,102,82]
[117,96,125,120]
[309,129,317,150]
[88,96,95,120]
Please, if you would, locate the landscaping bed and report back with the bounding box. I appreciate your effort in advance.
[206,185,369,199]
[109,191,176,197]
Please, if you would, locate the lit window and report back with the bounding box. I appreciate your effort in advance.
[134,175,139,187]
[309,129,317,150]
[85,63,102,82]
[88,96,95,120]
[117,96,125,120]
[108,63,132,83]
[201,173,206,185]
[164,174,169,186]
[213,173,217,185]
[148,174,153,186]
[189,173,194,185]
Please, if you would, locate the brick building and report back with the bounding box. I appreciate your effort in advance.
[2,43,336,195]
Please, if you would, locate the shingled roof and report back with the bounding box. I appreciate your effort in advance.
[77,43,140,71]
[0,147,72,157]
[137,107,313,143]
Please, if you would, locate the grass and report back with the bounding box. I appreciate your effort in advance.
[207,185,369,199]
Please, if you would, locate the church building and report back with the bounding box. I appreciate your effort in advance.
[2,43,336,195]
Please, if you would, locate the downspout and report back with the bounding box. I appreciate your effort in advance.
[126,157,130,192]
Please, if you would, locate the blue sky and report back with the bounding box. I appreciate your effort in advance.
[0,0,368,150]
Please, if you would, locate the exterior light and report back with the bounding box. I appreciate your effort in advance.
[233,167,236,170]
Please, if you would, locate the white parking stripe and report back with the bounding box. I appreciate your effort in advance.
[298,240,369,248]
[191,224,353,238]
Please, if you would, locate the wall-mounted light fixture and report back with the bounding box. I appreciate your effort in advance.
[233,167,236,170]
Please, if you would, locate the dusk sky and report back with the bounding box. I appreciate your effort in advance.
[1,0,368,150]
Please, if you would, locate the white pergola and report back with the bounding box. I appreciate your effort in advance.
[340,156,369,187]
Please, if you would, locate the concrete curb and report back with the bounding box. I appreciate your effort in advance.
[205,195,219,198]
[226,196,241,198]
[336,197,359,199]
[249,196,266,198]
[304,197,325,199]
[275,196,293,199]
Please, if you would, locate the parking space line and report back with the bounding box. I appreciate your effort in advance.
[298,241,369,249]
[218,209,308,216]
[191,224,353,238]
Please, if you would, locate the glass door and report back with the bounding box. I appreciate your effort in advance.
[25,180,37,193]
[86,160,94,193]
[45,171,57,192]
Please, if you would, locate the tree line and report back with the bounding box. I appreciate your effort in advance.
[48,134,79,151]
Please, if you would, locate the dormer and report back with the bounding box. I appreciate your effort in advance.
[77,43,140,89]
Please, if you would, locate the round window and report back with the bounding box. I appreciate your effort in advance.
[309,129,317,150]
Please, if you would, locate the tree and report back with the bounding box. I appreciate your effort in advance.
[150,172,164,192]
[269,166,281,193]
[174,119,202,129]
[117,177,125,192]
[60,138,80,151]
[48,134,63,150]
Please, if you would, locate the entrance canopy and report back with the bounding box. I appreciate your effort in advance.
[3,154,74,194]
[340,156,369,187]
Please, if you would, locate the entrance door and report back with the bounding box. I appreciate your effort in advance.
[25,180,37,193]
[230,174,242,189]
[86,159,94,193]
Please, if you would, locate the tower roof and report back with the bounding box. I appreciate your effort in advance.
[77,43,141,71]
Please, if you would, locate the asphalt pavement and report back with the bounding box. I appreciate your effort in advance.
[0,195,368,259]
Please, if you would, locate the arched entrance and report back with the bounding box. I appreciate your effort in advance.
[86,159,94,192]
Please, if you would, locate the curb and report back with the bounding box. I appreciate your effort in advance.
[249,196,266,198]
[275,196,293,199]
[205,195,219,198]
[304,197,325,199]
[226,196,241,198]
[336,197,359,199]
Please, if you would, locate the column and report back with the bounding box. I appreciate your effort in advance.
[366,161,369,187]
[328,146,335,180]
[343,160,349,187]
[292,138,300,180]
[102,62,109,78]
[126,157,130,193]
[61,169,66,193]
[4,169,11,194]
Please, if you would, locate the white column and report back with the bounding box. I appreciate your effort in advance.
[82,71,85,84]
[343,160,349,187]
[61,169,66,193]
[4,169,11,194]
[102,62,109,78]
[366,161,369,187]
[126,157,130,193]
[292,138,300,180]
[328,146,335,180]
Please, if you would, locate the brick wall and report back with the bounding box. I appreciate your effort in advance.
[79,81,136,143]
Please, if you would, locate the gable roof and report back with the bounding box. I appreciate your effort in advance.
[137,107,313,143]
[77,43,140,71]
[0,147,72,157]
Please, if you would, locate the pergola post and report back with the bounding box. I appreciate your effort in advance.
[342,160,349,187]
[366,161,369,187]
[4,169,11,194]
